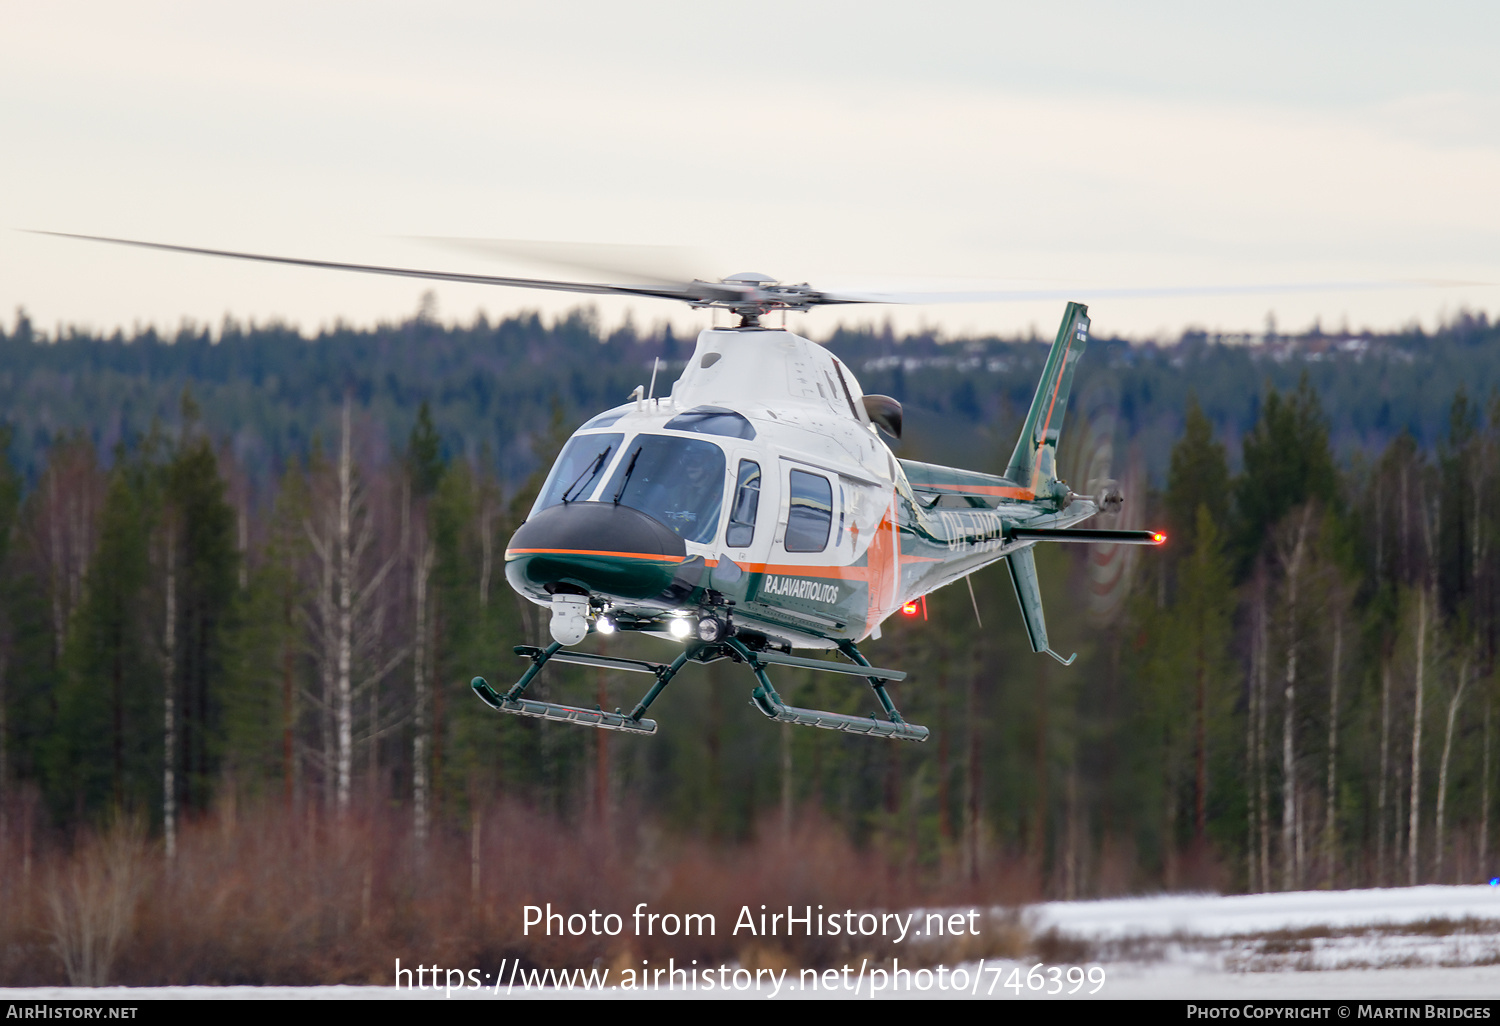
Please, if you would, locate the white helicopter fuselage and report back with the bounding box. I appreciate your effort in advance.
[504,326,1099,651]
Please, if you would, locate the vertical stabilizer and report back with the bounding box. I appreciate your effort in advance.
[1005,547,1076,666]
[1005,302,1090,493]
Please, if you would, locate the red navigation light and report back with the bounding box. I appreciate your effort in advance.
[902,600,919,616]
[1151,531,1167,544]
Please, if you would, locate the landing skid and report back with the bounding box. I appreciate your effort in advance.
[470,638,929,742]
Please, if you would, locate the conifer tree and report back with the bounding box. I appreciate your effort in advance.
[163,408,239,816]
[0,425,19,796]
[1438,389,1479,622]
[1166,397,1230,555]
[1180,506,1234,849]
[49,467,152,819]
[221,458,307,803]
[1234,376,1337,575]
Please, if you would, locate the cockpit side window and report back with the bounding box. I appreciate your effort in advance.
[530,433,624,516]
[785,470,833,553]
[726,460,761,548]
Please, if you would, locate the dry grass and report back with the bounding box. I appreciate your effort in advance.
[0,800,1039,986]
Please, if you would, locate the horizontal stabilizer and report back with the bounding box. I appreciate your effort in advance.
[1010,527,1165,545]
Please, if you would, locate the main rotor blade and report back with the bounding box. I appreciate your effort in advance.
[26,231,723,304]
[410,236,706,288]
[820,279,1495,306]
[35,230,1491,315]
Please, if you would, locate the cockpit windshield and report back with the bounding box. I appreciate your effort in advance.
[599,434,726,545]
[531,433,624,516]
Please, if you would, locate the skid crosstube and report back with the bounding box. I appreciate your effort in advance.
[470,637,928,743]
[725,638,929,742]
[471,643,689,736]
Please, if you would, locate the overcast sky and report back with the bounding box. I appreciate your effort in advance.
[4,1,1499,340]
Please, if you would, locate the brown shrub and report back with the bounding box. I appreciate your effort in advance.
[44,818,148,985]
[0,799,1041,985]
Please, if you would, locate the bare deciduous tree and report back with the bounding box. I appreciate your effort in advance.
[1435,655,1468,881]
[1278,506,1313,890]
[301,399,404,813]
[1410,586,1428,886]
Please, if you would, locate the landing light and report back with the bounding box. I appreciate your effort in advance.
[668,617,694,640]
[595,614,616,635]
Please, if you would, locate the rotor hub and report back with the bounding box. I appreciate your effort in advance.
[690,274,824,327]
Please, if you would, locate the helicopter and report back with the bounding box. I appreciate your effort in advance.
[34,231,1166,742]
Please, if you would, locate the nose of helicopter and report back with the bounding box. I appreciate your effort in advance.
[504,501,690,601]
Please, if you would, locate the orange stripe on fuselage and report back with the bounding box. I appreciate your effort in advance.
[905,481,1035,500]
[734,561,870,580]
[504,548,687,563]
[736,551,939,581]
[506,550,926,580]
[864,499,901,629]
[506,550,934,579]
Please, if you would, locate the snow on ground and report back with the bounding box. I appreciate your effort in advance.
[1026,884,1500,980]
[1029,884,1500,940]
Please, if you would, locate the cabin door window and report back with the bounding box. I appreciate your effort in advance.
[785,470,834,553]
